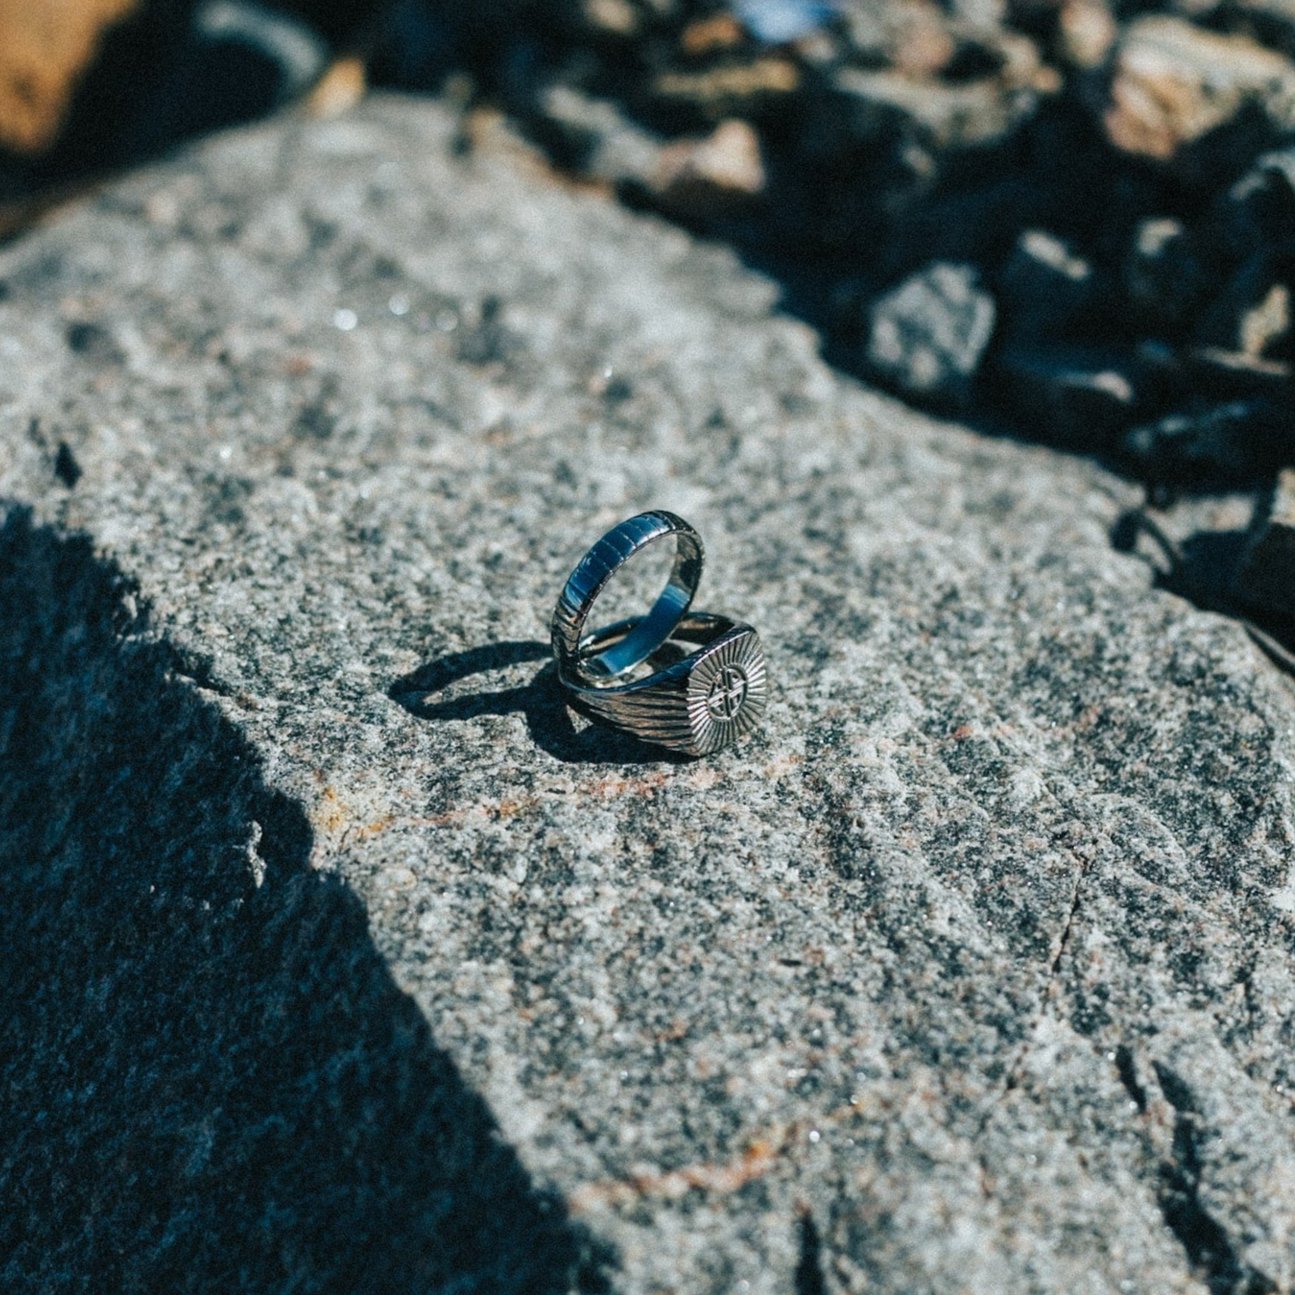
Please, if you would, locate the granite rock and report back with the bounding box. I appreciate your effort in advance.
[865,261,998,408]
[3,97,1295,1295]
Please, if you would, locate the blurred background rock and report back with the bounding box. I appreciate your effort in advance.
[2,0,1293,488]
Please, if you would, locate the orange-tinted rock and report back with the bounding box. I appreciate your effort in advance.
[0,0,137,155]
[1105,16,1295,161]
[654,118,765,216]
[1057,0,1117,69]
[680,13,745,57]
[654,57,800,119]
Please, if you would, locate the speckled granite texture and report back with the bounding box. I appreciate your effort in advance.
[2,99,1295,1295]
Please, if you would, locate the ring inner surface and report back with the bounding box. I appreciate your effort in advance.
[578,532,701,679]
[573,612,733,683]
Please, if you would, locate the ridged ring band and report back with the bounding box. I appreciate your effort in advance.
[551,510,703,682]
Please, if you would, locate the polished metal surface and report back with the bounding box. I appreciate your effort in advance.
[551,512,765,756]
[560,613,767,756]
[551,510,703,682]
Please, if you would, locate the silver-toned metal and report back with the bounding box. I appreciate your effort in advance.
[551,511,766,755]
[551,510,704,682]
[561,613,766,755]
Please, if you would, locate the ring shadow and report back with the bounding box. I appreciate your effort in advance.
[388,641,692,766]
[0,506,613,1294]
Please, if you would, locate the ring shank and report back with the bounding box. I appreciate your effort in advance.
[551,511,704,681]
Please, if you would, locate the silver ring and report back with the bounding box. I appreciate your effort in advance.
[551,510,704,682]
[551,514,766,756]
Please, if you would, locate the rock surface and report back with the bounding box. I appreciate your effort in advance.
[1104,16,1295,163]
[3,97,1295,1295]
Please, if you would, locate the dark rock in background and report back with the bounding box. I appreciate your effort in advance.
[997,229,1100,344]
[1122,399,1294,484]
[865,261,997,408]
[1238,467,1295,616]
[1197,252,1295,362]
[990,344,1139,448]
[1122,218,1207,335]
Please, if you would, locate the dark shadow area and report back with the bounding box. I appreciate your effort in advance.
[1152,1062,1276,1295]
[794,1209,828,1295]
[1111,507,1295,673]
[388,640,690,766]
[0,506,613,1294]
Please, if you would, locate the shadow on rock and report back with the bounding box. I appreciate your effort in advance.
[1111,507,1295,674]
[389,640,690,766]
[0,506,612,1294]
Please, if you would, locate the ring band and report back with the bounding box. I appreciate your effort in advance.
[551,513,766,755]
[551,510,703,681]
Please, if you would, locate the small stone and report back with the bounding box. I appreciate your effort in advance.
[990,345,1139,448]
[1104,17,1295,163]
[653,57,801,120]
[865,262,997,408]
[1243,285,1292,359]
[1197,255,1295,361]
[305,55,367,120]
[1057,0,1118,69]
[890,5,958,78]
[826,62,1041,153]
[1215,148,1295,257]
[1123,217,1207,332]
[735,0,836,45]
[195,1,330,104]
[681,14,746,56]
[1237,467,1295,617]
[582,0,640,39]
[1122,400,1291,482]
[998,229,1096,343]
[1186,348,1295,403]
[835,0,943,69]
[653,119,766,218]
